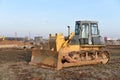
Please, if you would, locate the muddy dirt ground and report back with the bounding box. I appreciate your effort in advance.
[0,48,120,80]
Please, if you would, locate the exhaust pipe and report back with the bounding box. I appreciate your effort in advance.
[67,26,70,36]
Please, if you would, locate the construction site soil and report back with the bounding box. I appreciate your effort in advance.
[0,48,120,80]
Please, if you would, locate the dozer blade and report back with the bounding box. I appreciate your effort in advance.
[29,48,58,68]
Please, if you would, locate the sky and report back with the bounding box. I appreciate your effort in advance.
[0,0,120,38]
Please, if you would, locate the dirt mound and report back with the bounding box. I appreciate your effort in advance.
[0,49,31,63]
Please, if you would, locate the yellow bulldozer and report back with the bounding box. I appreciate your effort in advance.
[30,20,109,70]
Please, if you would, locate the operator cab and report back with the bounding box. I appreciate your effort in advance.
[69,21,105,45]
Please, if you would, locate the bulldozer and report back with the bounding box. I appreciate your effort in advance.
[30,20,109,70]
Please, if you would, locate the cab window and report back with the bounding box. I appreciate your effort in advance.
[91,23,98,35]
